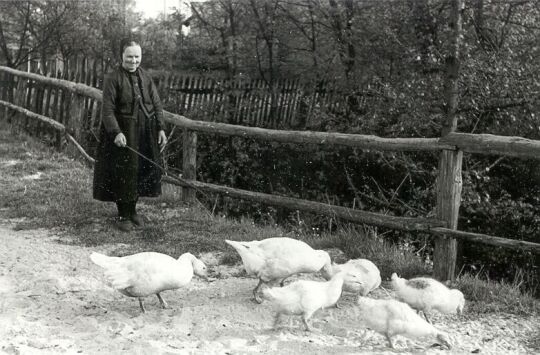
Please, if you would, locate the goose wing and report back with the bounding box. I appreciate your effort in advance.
[91,252,182,295]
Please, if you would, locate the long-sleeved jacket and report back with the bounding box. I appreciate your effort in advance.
[93,66,164,202]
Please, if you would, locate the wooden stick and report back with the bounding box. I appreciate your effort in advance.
[65,133,95,165]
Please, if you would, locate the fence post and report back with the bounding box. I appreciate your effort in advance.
[182,128,197,203]
[434,150,463,280]
[434,0,463,281]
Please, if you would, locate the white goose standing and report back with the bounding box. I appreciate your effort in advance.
[225,237,332,303]
[262,271,362,331]
[391,273,465,323]
[90,251,208,312]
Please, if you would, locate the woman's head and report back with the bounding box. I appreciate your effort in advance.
[120,39,142,72]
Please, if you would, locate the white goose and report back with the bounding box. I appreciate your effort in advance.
[321,258,381,296]
[391,273,465,323]
[356,296,452,349]
[225,237,331,303]
[90,251,208,313]
[262,271,361,331]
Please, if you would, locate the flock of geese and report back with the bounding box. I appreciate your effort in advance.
[91,237,465,350]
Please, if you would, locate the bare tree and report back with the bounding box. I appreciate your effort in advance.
[327,0,356,79]
[0,1,34,68]
[190,0,244,76]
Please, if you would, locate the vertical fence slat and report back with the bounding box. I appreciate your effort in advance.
[182,129,197,203]
[289,79,301,127]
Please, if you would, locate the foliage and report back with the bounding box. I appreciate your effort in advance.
[0,0,141,70]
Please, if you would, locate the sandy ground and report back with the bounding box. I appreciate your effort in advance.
[0,220,539,355]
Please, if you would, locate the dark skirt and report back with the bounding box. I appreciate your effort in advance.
[93,109,162,203]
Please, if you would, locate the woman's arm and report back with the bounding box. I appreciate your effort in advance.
[149,78,165,132]
[101,74,122,137]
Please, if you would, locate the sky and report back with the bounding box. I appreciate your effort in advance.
[133,0,191,19]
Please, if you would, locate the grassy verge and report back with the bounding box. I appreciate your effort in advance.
[455,271,540,315]
[0,123,285,259]
[0,122,538,316]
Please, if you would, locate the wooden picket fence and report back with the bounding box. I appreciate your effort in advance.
[26,55,111,89]
[25,56,376,129]
[153,73,359,129]
[1,64,103,153]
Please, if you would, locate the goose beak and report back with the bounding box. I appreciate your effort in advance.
[436,334,452,350]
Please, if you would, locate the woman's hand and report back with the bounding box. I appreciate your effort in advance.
[158,130,167,149]
[114,133,127,147]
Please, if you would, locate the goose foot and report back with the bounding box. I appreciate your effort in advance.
[138,298,147,313]
[302,316,312,332]
[157,293,168,309]
[273,313,282,329]
[253,279,264,304]
[386,334,395,349]
[422,311,432,324]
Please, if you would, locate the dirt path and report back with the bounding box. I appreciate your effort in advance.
[0,220,538,355]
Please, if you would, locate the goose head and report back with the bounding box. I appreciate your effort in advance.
[451,289,465,315]
[192,257,208,280]
[320,260,337,280]
[332,270,365,290]
[178,253,209,280]
[436,332,452,349]
[342,271,365,289]
[317,250,332,276]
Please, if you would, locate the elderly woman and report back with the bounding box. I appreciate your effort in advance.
[93,39,167,232]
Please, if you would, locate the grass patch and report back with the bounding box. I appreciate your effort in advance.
[455,271,540,316]
[303,224,431,280]
[0,122,538,316]
[0,123,284,259]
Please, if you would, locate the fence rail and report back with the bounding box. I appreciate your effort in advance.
[1,66,539,281]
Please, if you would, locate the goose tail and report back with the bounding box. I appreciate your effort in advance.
[224,240,253,259]
[224,239,248,252]
[90,252,118,269]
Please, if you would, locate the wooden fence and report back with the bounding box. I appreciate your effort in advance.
[1,65,539,282]
[26,56,369,130]
[153,73,359,129]
[27,54,110,89]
